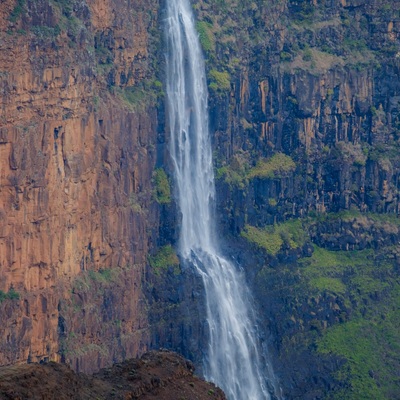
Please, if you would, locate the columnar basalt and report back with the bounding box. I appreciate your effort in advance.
[0,0,160,372]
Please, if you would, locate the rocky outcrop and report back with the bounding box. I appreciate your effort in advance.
[0,0,161,371]
[0,350,226,399]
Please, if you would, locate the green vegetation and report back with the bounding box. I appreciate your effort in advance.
[318,306,400,399]
[149,245,180,274]
[0,289,20,303]
[52,0,73,17]
[129,193,145,214]
[280,51,292,62]
[8,0,25,23]
[31,25,61,39]
[116,79,164,110]
[152,168,171,205]
[302,47,313,62]
[309,276,346,295]
[209,69,231,93]
[196,21,215,52]
[242,225,283,256]
[216,165,247,189]
[87,269,116,283]
[250,208,400,397]
[95,43,113,67]
[268,198,277,207]
[242,219,306,256]
[215,151,250,189]
[72,268,119,292]
[299,245,382,297]
[309,209,400,228]
[247,153,296,179]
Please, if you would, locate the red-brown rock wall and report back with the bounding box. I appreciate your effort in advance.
[0,0,160,371]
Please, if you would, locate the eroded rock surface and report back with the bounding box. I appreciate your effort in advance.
[0,0,161,371]
[0,350,226,400]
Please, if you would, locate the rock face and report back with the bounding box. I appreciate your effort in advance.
[0,350,226,399]
[186,0,400,398]
[0,0,161,372]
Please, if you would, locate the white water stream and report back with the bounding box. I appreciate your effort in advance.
[165,1,279,399]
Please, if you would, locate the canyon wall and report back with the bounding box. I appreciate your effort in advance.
[189,0,400,398]
[0,0,161,372]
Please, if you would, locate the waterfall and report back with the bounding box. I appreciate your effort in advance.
[164,1,279,399]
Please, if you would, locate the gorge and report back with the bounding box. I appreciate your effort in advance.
[0,0,400,399]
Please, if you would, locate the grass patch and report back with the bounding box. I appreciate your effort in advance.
[88,269,117,284]
[309,277,346,295]
[31,25,61,39]
[300,246,374,278]
[242,220,306,256]
[196,21,215,52]
[318,313,400,399]
[216,165,247,189]
[242,225,283,256]
[152,168,171,205]
[247,153,296,180]
[209,69,230,92]
[71,267,123,293]
[116,79,163,110]
[149,245,179,274]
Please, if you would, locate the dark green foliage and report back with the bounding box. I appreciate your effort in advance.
[149,245,179,274]
[31,25,61,39]
[288,0,315,23]
[302,47,313,62]
[0,289,20,303]
[152,168,171,205]
[8,0,26,23]
[280,51,292,62]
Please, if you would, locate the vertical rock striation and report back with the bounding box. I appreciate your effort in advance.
[0,0,160,372]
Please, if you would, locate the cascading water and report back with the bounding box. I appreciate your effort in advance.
[165,1,280,399]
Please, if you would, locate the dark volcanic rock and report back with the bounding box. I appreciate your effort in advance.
[0,350,226,400]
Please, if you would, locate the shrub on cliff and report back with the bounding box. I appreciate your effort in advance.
[149,245,179,275]
[153,168,171,205]
[247,153,296,180]
[0,289,20,303]
[208,70,231,93]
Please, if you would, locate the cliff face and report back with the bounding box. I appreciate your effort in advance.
[0,0,160,372]
[189,0,400,398]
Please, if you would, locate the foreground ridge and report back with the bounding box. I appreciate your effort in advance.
[0,350,226,400]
